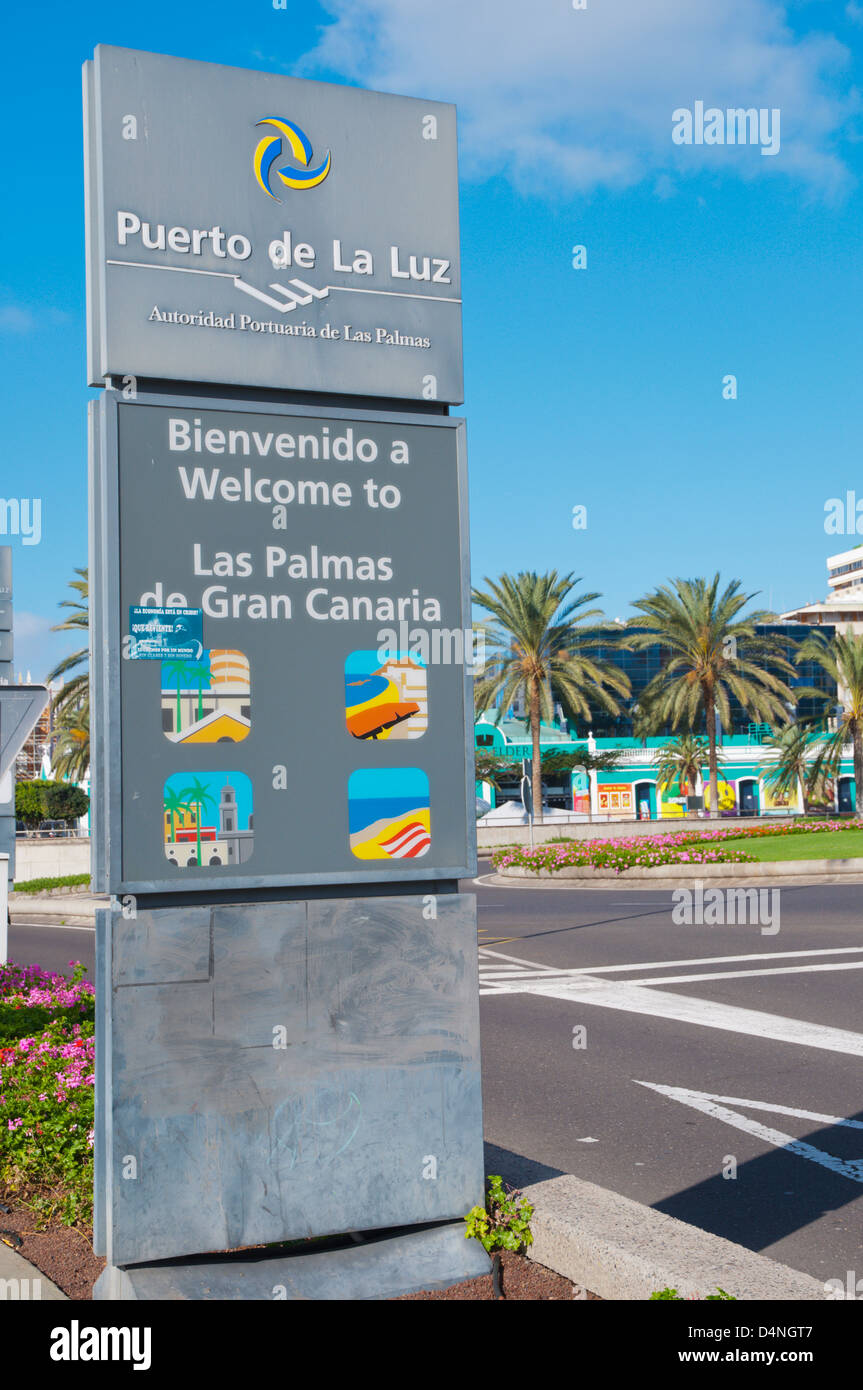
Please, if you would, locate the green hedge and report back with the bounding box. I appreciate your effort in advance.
[12,874,91,894]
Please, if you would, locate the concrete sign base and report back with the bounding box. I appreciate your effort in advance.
[95,892,485,1278]
[94,1221,490,1301]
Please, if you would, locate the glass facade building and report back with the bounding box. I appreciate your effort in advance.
[577,624,837,739]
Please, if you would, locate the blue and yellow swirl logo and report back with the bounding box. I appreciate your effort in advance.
[253,117,331,200]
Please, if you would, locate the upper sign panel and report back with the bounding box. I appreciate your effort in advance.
[84,46,462,403]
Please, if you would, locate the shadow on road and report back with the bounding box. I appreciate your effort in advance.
[483,1141,565,1190]
[652,1108,863,1255]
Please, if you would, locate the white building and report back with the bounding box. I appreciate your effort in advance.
[781,546,863,635]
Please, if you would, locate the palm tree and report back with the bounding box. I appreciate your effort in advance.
[539,747,620,821]
[163,786,192,846]
[622,575,797,817]
[164,659,192,734]
[186,658,212,722]
[178,776,216,865]
[46,568,89,727]
[51,699,90,783]
[472,572,630,823]
[794,631,863,819]
[653,733,715,811]
[474,751,518,792]
[763,723,817,812]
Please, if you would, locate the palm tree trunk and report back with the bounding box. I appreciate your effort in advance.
[854,722,863,821]
[529,677,543,826]
[706,694,720,820]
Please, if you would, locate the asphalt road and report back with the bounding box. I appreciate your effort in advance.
[9,875,863,1287]
[471,865,863,1287]
[8,920,96,978]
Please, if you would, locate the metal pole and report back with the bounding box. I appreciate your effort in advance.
[0,852,8,964]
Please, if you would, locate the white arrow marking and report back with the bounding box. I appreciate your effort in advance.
[636,1082,863,1183]
[481,971,863,1056]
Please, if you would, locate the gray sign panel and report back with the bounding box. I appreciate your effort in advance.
[0,601,12,630]
[0,686,49,781]
[92,390,475,895]
[0,548,11,601]
[84,46,462,404]
[95,894,484,1266]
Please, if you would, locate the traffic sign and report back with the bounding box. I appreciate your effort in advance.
[0,686,48,781]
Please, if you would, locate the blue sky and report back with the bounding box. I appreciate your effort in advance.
[3,0,863,677]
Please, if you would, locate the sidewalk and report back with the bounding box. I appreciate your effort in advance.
[0,1239,67,1300]
[9,891,103,927]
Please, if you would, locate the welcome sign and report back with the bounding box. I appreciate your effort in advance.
[84,46,463,403]
[91,391,474,895]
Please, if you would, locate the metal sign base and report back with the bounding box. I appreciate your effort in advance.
[95,893,486,1285]
[93,1221,490,1300]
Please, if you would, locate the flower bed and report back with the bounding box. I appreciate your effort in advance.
[0,961,95,1044]
[0,961,95,1225]
[491,820,859,875]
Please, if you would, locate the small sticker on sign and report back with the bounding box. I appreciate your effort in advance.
[128,607,203,660]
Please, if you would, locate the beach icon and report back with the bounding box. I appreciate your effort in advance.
[348,767,431,860]
[344,649,427,741]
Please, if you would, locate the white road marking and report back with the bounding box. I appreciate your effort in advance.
[10,920,95,932]
[638,1089,863,1130]
[480,960,863,1057]
[637,1083,863,1184]
[627,961,863,987]
[480,944,863,976]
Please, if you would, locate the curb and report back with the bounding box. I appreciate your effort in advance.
[522,1173,826,1301]
[0,1240,67,1300]
[9,894,103,928]
[479,871,863,891]
[499,857,863,884]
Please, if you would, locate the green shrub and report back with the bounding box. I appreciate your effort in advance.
[464,1174,534,1253]
[13,874,91,894]
[650,1286,736,1300]
[14,781,45,828]
[0,961,95,1044]
[0,1016,95,1225]
[14,780,89,828]
[0,961,96,1226]
[41,784,89,823]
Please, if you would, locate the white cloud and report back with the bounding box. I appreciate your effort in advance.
[12,612,53,641]
[847,2,863,27]
[299,0,856,197]
[9,614,80,686]
[0,305,35,334]
[0,304,70,334]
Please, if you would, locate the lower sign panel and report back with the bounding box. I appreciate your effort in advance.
[96,894,484,1267]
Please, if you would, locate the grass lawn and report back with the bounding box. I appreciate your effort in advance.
[719,830,863,862]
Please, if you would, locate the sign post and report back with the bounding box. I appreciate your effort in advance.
[85,45,486,1299]
[0,552,24,890]
[0,854,7,964]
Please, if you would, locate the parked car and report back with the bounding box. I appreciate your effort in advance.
[36,819,68,838]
